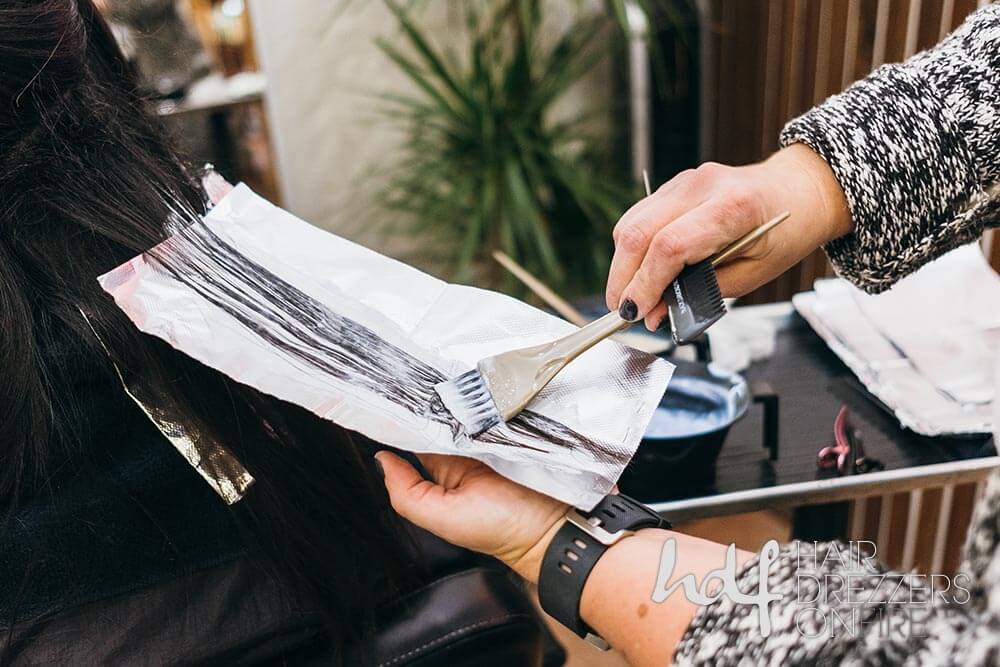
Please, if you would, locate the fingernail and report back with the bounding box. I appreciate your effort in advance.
[657,315,671,332]
[374,455,385,479]
[619,298,638,322]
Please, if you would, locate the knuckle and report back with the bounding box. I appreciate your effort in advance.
[650,228,684,259]
[614,203,644,238]
[695,161,725,180]
[611,220,623,242]
[716,187,756,220]
[615,223,650,252]
[661,168,697,192]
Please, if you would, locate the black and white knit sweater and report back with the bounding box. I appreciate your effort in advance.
[676,6,1000,665]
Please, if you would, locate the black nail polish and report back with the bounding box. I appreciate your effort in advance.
[619,299,638,321]
[374,456,385,479]
[657,315,671,332]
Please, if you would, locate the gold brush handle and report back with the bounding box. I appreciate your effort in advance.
[710,211,790,267]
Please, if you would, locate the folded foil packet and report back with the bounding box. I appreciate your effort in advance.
[99,185,673,508]
[794,244,998,436]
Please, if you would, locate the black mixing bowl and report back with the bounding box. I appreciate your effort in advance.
[618,355,777,502]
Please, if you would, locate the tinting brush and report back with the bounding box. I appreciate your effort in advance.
[663,210,789,344]
[436,208,791,436]
[436,310,630,435]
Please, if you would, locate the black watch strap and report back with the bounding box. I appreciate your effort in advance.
[537,494,669,644]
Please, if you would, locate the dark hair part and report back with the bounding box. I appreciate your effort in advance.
[0,0,417,652]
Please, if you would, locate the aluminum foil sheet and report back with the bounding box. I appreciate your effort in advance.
[794,244,999,437]
[98,185,673,509]
[79,310,254,504]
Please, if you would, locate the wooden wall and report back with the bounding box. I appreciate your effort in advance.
[696,0,998,575]
[698,0,994,303]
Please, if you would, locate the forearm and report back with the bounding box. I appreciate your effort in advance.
[583,529,750,666]
[515,527,750,667]
[780,5,1000,292]
[523,527,983,666]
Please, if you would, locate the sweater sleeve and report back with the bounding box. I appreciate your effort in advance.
[673,540,987,666]
[779,5,1000,293]
[675,469,1000,666]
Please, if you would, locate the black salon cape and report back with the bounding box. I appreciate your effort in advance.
[0,312,392,664]
[0,365,335,662]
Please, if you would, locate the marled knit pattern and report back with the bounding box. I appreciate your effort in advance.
[779,5,1000,293]
[678,475,1000,666]
[677,5,1000,665]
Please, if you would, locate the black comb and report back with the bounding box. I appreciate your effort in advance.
[663,259,725,344]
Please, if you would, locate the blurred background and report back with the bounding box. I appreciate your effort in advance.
[100,0,1000,306]
[96,5,999,664]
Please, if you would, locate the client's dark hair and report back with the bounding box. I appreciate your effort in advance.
[0,0,416,653]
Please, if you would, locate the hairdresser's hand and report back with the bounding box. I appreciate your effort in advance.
[376,452,566,583]
[607,144,852,330]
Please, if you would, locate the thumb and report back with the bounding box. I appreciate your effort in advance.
[375,451,448,530]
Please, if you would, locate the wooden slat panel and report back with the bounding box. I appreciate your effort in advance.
[760,0,786,156]
[913,486,943,574]
[854,0,879,80]
[713,0,769,167]
[851,485,976,575]
[930,485,955,575]
[901,488,923,569]
[953,0,980,30]
[903,0,924,57]
[944,482,978,575]
[871,0,892,67]
[883,0,913,64]
[697,0,722,161]
[864,494,882,540]
[916,0,944,51]
[988,230,1000,271]
[704,0,990,305]
[938,0,958,38]
[825,0,852,95]
[712,0,738,163]
[841,0,862,87]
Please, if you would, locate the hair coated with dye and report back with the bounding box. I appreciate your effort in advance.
[0,0,417,654]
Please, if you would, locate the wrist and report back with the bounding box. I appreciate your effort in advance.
[507,505,568,584]
[763,143,852,244]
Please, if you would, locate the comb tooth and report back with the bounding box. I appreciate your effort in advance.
[687,263,723,305]
[665,260,726,343]
[434,369,501,436]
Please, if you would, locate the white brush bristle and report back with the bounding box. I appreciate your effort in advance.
[435,369,501,436]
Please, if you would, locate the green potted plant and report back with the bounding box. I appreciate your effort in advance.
[375,0,635,297]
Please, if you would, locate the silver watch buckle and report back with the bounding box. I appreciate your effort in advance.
[564,508,634,546]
